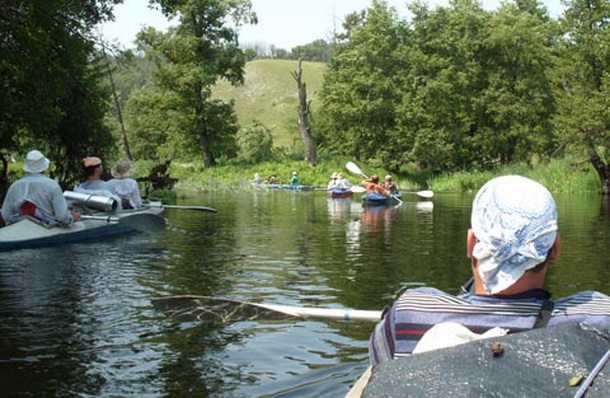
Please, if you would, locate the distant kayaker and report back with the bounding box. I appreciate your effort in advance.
[290,171,299,186]
[253,173,262,184]
[337,173,352,190]
[369,175,610,366]
[107,159,142,209]
[1,150,80,225]
[360,175,390,197]
[327,172,339,190]
[383,174,398,194]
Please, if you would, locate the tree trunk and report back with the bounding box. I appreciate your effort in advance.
[291,59,317,166]
[103,49,133,161]
[583,131,610,195]
[199,130,216,168]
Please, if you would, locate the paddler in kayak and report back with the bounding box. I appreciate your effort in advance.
[107,159,142,209]
[369,175,610,365]
[360,175,390,197]
[1,150,80,225]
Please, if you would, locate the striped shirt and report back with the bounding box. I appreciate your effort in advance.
[369,287,610,365]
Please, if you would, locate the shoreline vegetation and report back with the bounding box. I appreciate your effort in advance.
[168,154,599,195]
[5,155,599,196]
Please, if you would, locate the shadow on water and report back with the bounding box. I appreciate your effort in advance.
[0,190,608,396]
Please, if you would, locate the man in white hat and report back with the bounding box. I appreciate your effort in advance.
[327,172,339,190]
[1,150,80,225]
[368,175,610,366]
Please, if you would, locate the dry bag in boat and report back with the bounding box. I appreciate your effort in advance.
[63,191,118,213]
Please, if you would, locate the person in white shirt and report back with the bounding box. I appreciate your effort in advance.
[76,156,111,192]
[106,160,142,209]
[1,150,80,225]
[327,172,339,190]
[337,173,352,190]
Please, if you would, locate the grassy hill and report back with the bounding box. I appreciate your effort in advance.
[212,59,327,148]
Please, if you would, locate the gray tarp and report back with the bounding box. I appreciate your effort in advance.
[363,322,610,398]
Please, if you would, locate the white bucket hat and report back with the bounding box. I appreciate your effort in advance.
[111,160,137,178]
[471,175,557,294]
[23,150,50,173]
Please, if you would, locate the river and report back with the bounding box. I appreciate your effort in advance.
[1,189,609,396]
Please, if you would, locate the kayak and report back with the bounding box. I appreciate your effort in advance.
[0,201,164,252]
[259,184,313,191]
[328,188,353,198]
[361,192,402,205]
[348,322,610,397]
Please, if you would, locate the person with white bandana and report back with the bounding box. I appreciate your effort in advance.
[1,150,80,225]
[368,175,610,366]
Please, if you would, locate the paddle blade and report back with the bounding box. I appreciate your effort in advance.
[345,161,364,176]
[163,205,218,213]
[119,213,166,233]
[416,190,434,199]
[350,186,366,193]
[152,296,299,323]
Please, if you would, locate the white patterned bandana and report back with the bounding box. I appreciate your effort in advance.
[471,175,557,294]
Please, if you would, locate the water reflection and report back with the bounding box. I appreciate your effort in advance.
[0,191,608,397]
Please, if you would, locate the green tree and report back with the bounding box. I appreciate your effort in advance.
[136,0,256,168]
[556,0,610,193]
[237,121,274,163]
[0,0,118,186]
[318,0,405,166]
[290,39,333,62]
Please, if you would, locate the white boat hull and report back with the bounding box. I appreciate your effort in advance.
[0,202,164,252]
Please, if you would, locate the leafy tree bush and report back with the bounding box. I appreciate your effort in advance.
[237,122,274,163]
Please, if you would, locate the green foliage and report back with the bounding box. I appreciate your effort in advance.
[318,1,405,165]
[0,0,118,186]
[290,39,333,62]
[554,0,610,191]
[318,0,559,174]
[135,0,256,167]
[430,155,599,193]
[237,122,274,163]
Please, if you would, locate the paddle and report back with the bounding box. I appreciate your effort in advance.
[152,295,383,323]
[346,162,434,200]
[80,213,166,233]
[144,203,218,213]
[345,162,403,204]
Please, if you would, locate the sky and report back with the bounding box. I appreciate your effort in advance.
[98,0,566,51]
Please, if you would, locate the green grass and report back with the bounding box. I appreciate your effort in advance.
[212,59,327,148]
[168,155,425,192]
[429,156,600,193]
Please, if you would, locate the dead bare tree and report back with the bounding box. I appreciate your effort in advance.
[291,58,317,166]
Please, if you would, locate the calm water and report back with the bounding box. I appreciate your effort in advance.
[1,190,609,397]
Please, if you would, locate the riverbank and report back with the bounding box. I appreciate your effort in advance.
[3,154,600,195]
[169,155,600,194]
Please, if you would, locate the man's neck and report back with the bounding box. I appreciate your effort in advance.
[473,265,547,295]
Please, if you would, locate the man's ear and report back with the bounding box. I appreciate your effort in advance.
[467,229,477,259]
[548,233,561,261]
